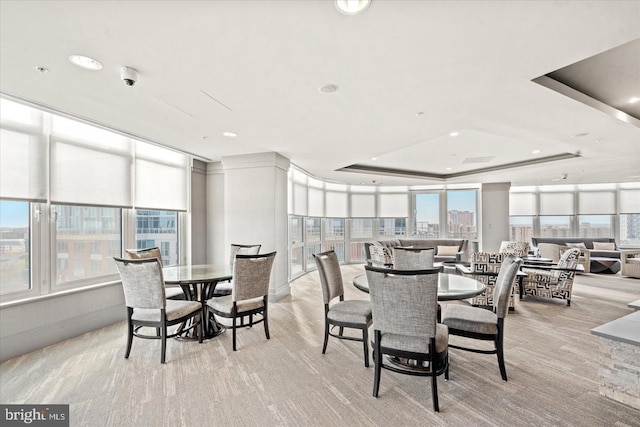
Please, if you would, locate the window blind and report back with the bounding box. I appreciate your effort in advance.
[539,192,574,215]
[379,193,408,217]
[509,192,536,215]
[578,191,616,214]
[325,191,348,217]
[351,193,376,217]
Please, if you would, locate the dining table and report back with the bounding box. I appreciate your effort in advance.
[163,264,232,340]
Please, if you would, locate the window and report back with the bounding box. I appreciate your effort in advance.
[289,216,304,277]
[578,215,612,238]
[447,190,477,239]
[509,216,534,243]
[135,210,178,266]
[324,218,345,240]
[379,218,406,237]
[306,218,321,243]
[0,200,30,295]
[620,214,640,245]
[539,216,572,238]
[413,193,440,238]
[54,205,121,285]
[350,218,373,239]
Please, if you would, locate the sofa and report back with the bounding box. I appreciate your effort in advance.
[531,237,622,274]
[364,238,469,265]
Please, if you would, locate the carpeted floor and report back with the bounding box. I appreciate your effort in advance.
[1,266,639,426]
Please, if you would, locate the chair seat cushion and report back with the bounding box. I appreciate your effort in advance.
[165,286,184,299]
[207,295,264,314]
[132,299,201,322]
[380,323,449,354]
[441,304,498,335]
[327,300,372,325]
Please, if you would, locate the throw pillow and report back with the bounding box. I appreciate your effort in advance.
[437,245,459,256]
[593,242,615,250]
[566,242,587,249]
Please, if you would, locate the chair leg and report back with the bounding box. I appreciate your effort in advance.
[232,316,237,351]
[322,319,330,354]
[496,336,507,381]
[125,318,134,359]
[338,326,344,336]
[161,325,167,364]
[249,314,253,327]
[373,331,382,397]
[263,308,270,340]
[198,311,203,344]
[362,326,369,367]
[431,367,439,412]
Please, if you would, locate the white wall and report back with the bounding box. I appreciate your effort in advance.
[206,162,225,265]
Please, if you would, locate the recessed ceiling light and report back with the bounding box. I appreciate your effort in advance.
[222,131,237,138]
[449,132,459,137]
[446,167,452,171]
[335,0,371,15]
[35,66,49,73]
[629,97,639,104]
[319,84,339,94]
[371,157,377,161]
[68,54,103,70]
[532,150,540,154]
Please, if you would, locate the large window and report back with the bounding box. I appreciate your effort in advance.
[135,210,178,266]
[620,214,640,245]
[539,216,572,237]
[447,190,477,239]
[578,215,613,238]
[54,205,121,285]
[509,216,534,242]
[379,218,406,237]
[413,193,440,238]
[0,200,30,295]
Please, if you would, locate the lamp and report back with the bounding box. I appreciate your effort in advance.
[335,0,371,15]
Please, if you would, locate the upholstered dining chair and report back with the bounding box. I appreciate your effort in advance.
[441,255,522,381]
[212,243,262,297]
[113,257,203,363]
[499,241,530,258]
[462,252,517,310]
[392,247,435,270]
[520,248,581,305]
[364,265,448,412]
[125,247,184,299]
[206,251,276,351]
[313,250,373,367]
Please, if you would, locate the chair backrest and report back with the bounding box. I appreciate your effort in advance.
[313,250,344,304]
[499,241,530,257]
[492,256,522,318]
[392,247,435,270]
[113,257,166,309]
[125,247,163,264]
[558,248,581,269]
[232,252,276,302]
[365,266,439,340]
[230,244,261,267]
[470,251,506,273]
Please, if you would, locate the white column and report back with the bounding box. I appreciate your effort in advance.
[221,152,290,300]
[480,182,510,252]
[206,162,226,265]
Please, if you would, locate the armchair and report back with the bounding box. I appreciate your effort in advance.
[459,252,517,310]
[621,249,640,278]
[499,241,530,257]
[521,248,581,305]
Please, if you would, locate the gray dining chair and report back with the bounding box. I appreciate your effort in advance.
[392,246,435,270]
[364,265,448,412]
[206,251,276,351]
[124,246,184,300]
[314,250,373,367]
[213,243,262,297]
[441,255,522,381]
[113,257,203,364]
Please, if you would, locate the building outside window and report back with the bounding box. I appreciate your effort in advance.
[447,189,477,239]
[413,193,440,238]
[0,200,30,295]
[578,215,613,238]
[135,210,178,266]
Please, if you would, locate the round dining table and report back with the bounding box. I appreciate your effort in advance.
[352,272,486,300]
[163,264,232,340]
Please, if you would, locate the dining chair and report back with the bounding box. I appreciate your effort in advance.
[313,250,373,367]
[364,265,448,412]
[392,246,435,270]
[212,243,262,297]
[206,251,276,351]
[124,246,184,300]
[441,255,522,381]
[113,257,203,364]
[520,248,581,305]
[461,251,517,310]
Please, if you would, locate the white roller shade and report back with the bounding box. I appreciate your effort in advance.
[293,183,307,216]
[0,129,47,202]
[135,142,188,211]
[379,193,408,217]
[539,192,574,215]
[308,187,324,216]
[509,192,536,215]
[620,189,640,213]
[578,192,616,214]
[325,191,348,217]
[351,193,375,217]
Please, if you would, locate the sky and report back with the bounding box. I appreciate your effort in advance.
[0,200,29,228]
[416,190,476,223]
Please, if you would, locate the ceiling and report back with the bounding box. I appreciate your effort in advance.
[1,0,639,187]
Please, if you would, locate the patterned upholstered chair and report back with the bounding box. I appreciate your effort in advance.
[212,243,262,296]
[392,247,435,270]
[621,249,640,278]
[441,256,522,381]
[462,252,517,310]
[368,243,394,267]
[314,250,373,367]
[125,247,183,299]
[521,248,581,305]
[113,257,203,363]
[365,265,448,412]
[499,241,530,257]
[207,252,276,351]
